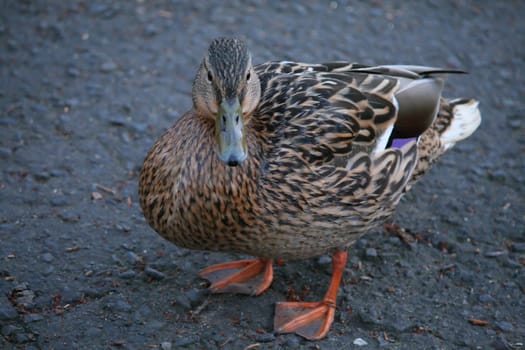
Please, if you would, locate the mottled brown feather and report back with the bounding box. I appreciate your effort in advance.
[139,42,480,260]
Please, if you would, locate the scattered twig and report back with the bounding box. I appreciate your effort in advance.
[95,183,117,196]
[468,318,489,326]
[383,222,416,243]
[65,245,80,252]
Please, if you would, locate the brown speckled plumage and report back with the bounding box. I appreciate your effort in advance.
[139,38,480,260]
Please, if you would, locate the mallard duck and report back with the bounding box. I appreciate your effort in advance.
[139,38,481,340]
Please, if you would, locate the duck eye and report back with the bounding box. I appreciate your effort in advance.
[246,71,251,81]
[207,71,213,82]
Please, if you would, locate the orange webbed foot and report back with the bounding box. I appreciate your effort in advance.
[198,258,273,296]
[274,301,335,340]
[273,250,348,340]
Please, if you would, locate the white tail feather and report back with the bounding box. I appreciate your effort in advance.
[441,99,481,151]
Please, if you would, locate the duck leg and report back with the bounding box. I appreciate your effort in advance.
[198,258,273,296]
[274,250,347,340]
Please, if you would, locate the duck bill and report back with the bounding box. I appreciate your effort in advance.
[215,97,247,166]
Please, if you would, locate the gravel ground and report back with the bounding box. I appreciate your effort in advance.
[1,1,524,349]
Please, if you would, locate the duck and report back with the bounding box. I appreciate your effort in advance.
[139,37,481,340]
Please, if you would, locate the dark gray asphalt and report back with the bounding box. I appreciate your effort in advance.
[1,1,524,349]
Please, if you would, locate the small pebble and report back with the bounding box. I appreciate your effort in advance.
[13,332,31,344]
[356,238,368,249]
[0,297,19,321]
[174,294,191,310]
[377,333,390,347]
[353,337,368,346]
[478,294,496,303]
[0,146,13,159]
[144,24,158,37]
[0,223,17,232]
[84,327,102,337]
[50,168,68,177]
[285,335,300,347]
[119,270,136,280]
[160,342,172,350]
[491,337,513,350]
[23,313,44,323]
[147,320,166,330]
[124,251,141,265]
[484,251,506,258]
[59,286,83,304]
[255,332,275,342]
[58,212,80,223]
[116,223,131,232]
[365,247,378,258]
[504,258,522,268]
[145,267,165,280]
[100,61,117,72]
[174,335,198,347]
[49,197,69,206]
[41,252,54,263]
[185,288,205,307]
[317,255,331,265]
[107,299,132,313]
[510,242,525,253]
[1,324,20,336]
[42,266,55,276]
[67,67,79,77]
[33,171,50,181]
[82,287,109,299]
[495,321,514,332]
[111,254,123,266]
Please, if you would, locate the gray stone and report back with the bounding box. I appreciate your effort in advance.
[1,324,19,336]
[185,288,206,307]
[0,146,12,159]
[67,67,79,77]
[0,223,17,232]
[49,196,69,206]
[41,252,54,262]
[0,296,18,320]
[84,327,102,337]
[510,242,525,253]
[119,270,136,279]
[100,61,117,72]
[174,335,198,347]
[365,247,378,258]
[254,332,275,342]
[58,211,80,223]
[145,267,165,280]
[144,24,158,37]
[13,332,31,344]
[495,321,514,332]
[478,294,496,303]
[284,335,301,348]
[124,251,142,265]
[107,299,132,312]
[33,171,50,181]
[160,342,172,350]
[317,255,332,265]
[23,313,44,323]
[174,293,191,310]
[484,250,506,258]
